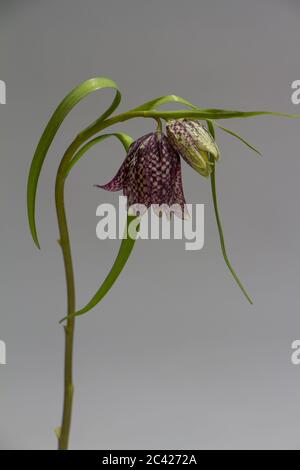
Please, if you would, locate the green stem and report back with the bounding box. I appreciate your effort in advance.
[55,148,80,450]
[155,118,163,133]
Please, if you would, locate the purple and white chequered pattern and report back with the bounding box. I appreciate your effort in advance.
[96,132,188,219]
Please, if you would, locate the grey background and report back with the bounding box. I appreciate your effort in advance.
[0,0,300,450]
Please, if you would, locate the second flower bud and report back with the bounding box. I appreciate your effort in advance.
[166,119,220,177]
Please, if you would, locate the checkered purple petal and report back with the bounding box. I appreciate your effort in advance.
[96,131,188,219]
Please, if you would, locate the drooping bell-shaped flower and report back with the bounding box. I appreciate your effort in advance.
[96,131,188,218]
[166,119,220,177]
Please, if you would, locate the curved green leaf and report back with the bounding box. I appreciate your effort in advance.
[138,109,300,120]
[66,132,133,175]
[60,214,139,323]
[27,77,121,248]
[130,95,300,121]
[198,108,300,118]
[206,120,253,304]
[131,94,198,112]
[213,122,262,156]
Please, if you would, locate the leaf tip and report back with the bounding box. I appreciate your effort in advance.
[54,427,61,439]
[31,232,41,249]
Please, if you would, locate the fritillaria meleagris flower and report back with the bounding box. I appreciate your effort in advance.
[166,119,220,177]
[96,131,189,218]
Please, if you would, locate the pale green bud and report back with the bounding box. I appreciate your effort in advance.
[166,119,220,177]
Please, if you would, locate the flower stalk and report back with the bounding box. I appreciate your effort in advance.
[55,170,76,450]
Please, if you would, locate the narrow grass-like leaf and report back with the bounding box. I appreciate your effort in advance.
[60,214,139,323]
[198,108,300,119]
[131,94,198,112]
[27,77,121,248]
[214,123,262,156]
[66,132,133,175]
[137,109,300,121]
[206,120,253,304]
